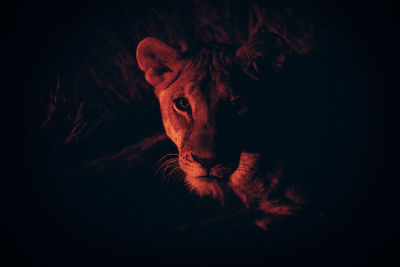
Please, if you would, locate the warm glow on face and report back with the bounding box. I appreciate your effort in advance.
[157,56,244,199]
[137,36,305,229]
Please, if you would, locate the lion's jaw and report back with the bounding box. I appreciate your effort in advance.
[181,151,260,200]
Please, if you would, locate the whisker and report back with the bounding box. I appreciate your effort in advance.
[155,158,178,175]
[167,168,182,177]
[157,153,179,164]
[154,153,187,184]
[165,167,180,182]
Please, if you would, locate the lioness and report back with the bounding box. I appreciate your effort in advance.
[136,34,304,229]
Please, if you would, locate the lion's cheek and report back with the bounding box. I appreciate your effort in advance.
[160,111,188,151]
[159,98,186,149]
[163,119,183,148]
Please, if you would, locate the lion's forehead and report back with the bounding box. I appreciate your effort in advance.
[159,47,242,135]
[175,66,233,101]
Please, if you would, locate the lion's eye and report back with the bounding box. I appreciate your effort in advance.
[173,97,191,112]
[230,97,244,110]
[230,97,247,117]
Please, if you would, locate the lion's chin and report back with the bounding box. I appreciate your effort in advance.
[184,175,229,200]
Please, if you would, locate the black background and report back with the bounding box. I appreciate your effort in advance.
[6,0,397,266]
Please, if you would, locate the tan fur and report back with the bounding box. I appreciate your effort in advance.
[136,37,304,229]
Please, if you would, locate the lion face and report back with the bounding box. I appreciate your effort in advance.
[136,36,286,199]
[157,53,249,198]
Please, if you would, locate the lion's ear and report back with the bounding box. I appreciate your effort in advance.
[236,33,288,81]
[136,37,185,88]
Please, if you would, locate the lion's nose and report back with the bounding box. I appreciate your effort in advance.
[191,153,219,169]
